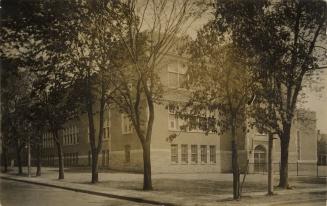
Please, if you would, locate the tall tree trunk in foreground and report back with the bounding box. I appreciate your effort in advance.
[2,146,8,173]
[267,133,274,195]
[232,139,240,199]
[142,141,152,190]
[36,144,42,176]
[278,124,291,188]
[54,129,64,180]
[231,117,240,200]
[15,140,23,175]
[85,77,105,184]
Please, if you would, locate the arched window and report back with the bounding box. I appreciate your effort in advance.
[254,145,267,172]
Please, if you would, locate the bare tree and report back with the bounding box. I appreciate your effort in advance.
[107,0,202,190]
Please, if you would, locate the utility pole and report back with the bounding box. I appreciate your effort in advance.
[267,133,274,195]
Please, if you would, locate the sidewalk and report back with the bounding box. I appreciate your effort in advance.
[1,167,326,206]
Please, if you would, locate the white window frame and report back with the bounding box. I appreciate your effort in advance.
[103,110,111,139]
[181,144,188,164]
[168,62,187,89]
[171,144,178,163]
[191,145,198,164]
[168,104,186,131]
[168,105,179,131]
[200,145,207,164]
[121,114,133,134]
[209,145,216,164]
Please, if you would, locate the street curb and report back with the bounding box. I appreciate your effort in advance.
[1,174,326,206]
[0,176,175,206]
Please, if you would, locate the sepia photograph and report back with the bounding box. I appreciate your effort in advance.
[0,0,326,205]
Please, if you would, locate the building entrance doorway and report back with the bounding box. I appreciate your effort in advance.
[254,145,267,173]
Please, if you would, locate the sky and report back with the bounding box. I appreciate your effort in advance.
[300,69,327,134]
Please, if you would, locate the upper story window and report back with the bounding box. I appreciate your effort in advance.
[103,117,111,139]
[121,114,133,134]
[168,104,180,131]
[63,125,79,145]
[168,62,187,88]
[168,104,188,131]
[43,132,54,148]
[168,103,217,133]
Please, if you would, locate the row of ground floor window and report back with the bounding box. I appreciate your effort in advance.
[42,144,218,167]
[171,144,217,164]
[41,147,327,168]
[43,151,111,167]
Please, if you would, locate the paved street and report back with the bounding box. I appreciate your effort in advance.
[277,199,327,206]
[0,179,151,206]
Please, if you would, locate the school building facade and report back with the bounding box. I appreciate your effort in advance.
[40,54,318,174]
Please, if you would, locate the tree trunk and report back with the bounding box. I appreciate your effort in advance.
[278,126,291,188]
[232,140,240,199]
[91,150,99,183]
[91,79,105,184]
[268,133,274,195]
[55,141,64,180]
[16,142,23,175]
[142,141,153,190]
[2,146,8,173]
[36,144,42,177]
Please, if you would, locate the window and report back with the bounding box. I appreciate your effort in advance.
[168,105,179,131]
[171,144,178,163]
[168,104,186,131]
[63,125,79,145]
[181,144,188,163]
[254,145,267,172]
[122,114,133,134]
[189,110,217,133]
[168,62,187,88]
[319,155,327,165]
[43,132,54,148]
[125,145,131,163]
[188,116,198,132]
[191,145,198,163]
[103,119,110,139]
[209,145,216,163]
[200,145,207,163]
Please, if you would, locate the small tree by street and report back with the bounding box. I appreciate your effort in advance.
[1,0,81,179]
[107,0,202,190]
[214,0,327,188]
[66,0,128,183]
[183,22,258,199]
[0,63,32,175]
